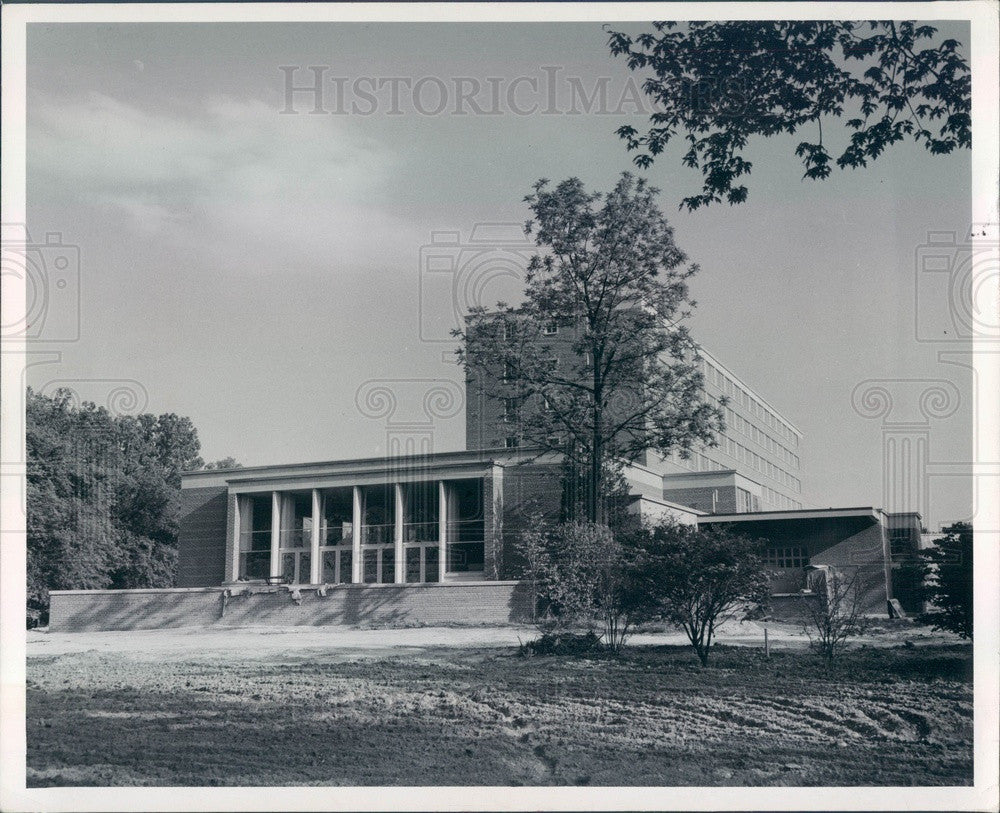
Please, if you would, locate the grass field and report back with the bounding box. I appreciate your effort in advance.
[26,627,973,787]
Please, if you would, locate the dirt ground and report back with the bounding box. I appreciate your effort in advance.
[25,621,973,787]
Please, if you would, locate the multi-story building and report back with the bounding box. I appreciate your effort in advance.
[465,320,804,516]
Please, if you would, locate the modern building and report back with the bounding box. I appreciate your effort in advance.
[46,324,922,632]
[465,319,804,515]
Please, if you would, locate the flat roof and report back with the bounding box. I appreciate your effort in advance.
[181,446,556,488]
[701,506,882,523]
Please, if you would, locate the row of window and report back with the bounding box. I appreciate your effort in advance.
[668,448,803,504]
[702,359,799,447]
[760,485,802,511]
[765,546,809,568]
[723,407,800,469]
[723,437,801,492]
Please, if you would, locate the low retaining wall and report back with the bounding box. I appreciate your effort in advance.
[48,581,534,633]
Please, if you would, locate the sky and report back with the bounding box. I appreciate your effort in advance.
[25,21,973,530]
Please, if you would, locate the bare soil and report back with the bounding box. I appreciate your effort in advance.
[25,624,973,787]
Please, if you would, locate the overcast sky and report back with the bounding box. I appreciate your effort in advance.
[26,21,973,529]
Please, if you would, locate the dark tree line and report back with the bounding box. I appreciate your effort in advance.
[26,387,234,626]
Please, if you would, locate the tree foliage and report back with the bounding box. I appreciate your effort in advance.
[25,387,225,626]
[517,520,655,652]
[917,522,973,640]
[631,520,769,666]
[456,173,723,522]
[606,21,971,210]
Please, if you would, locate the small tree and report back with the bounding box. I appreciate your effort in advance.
[517,521,654,652]
[638,520,769,666]
[801,567,870,661]
[917,522,973,640]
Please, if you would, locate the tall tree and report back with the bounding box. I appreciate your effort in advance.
[456,173,723,523]
[607,21,971,210]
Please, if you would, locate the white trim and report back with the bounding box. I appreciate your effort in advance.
[702,507,882,523]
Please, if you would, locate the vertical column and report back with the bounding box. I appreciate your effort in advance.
[310,488,322,584]
[352,485,362,583]
[229,493,241,583]
[438,480,447,582]
[394,483,405,583]
[269,490,282,579]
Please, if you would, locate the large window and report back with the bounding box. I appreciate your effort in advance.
[765,546,808,569]
[446,479,485,575]
[238,495,272,580]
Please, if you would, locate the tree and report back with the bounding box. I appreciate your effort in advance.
[635,520,769,666]
[25,387,213,625]
[203,457,242,471]
[606,21,971,210]
[917,522,973,640]
[517,520,655,652]
[800,567,870,661]
[456,173,723,523]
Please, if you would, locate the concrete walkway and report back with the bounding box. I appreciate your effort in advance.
[26,619,957,660]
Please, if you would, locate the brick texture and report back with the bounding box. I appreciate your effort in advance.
[48,582,535,632]
[176,486,228,587]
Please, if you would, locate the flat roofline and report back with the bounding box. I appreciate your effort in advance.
[181,446,556,486]
[628,494,708,516]
[701,506,882,523]
[696,344,802,437]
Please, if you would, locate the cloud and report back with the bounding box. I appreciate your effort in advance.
[28,91,421,269]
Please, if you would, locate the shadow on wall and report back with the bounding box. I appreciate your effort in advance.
[48,583,534,632]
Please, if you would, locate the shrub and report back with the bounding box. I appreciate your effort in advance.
[630,520,769,666]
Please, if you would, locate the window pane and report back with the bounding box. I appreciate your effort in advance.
[448,542,485,573]
[339,550,353,583]
[381,548,395,583]
[424,546,440,582]
[405,548,422,583]
[281,553,296,583]
[299,553,311,584]
[322,551,338,583]
[363,550,378,583]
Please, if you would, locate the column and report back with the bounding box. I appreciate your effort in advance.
[438,480,447,582]
[229,494,241,583]
[310,488,322,584]
[352,485,362,582]
[394,483,405,583]
[269,490,282,579]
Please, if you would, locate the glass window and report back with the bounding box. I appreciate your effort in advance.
[363,550,378,583]
[765,546,808,568]
[381,548,395,583]
[425,546,440,582]
[405,547,422,583]
[505,436,519,449]
[543,322,558,335]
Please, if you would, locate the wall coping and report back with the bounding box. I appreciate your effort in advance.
[50,581,525,596]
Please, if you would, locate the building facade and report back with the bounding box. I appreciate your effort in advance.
[465,321,803,515]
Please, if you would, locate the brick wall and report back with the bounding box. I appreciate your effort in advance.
[662,485,737,514]
[49,581,535,632]
[176,486,228,587]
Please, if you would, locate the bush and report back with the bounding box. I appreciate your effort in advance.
[628,519,769,666]
[519,631,604,657]
[516,521,655,652]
